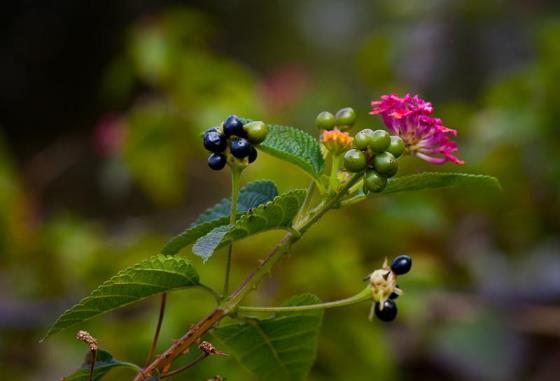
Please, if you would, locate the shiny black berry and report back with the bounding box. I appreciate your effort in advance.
[374,299,398,322]
[389,287,399,300]
[208,153,226,170]
[203,130,227,153]
[391,255,412,275]
[248,146,258,163]
[223,115,246,137]
[230,137,251,158]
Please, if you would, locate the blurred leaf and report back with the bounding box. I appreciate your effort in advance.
[44,255,199,339]
[192,189,306,262]
[162,180,279,255]
[63,350,140,381]
[256,123,325,180]
[212,294,323,381]
[371,172,501,196]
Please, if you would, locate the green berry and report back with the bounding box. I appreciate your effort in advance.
[364,170,387,192]
[243,121,268,144]
[353,129,374,150]
[344,149,367,172]
[387,136,405,158]
[369,130,391,153]
[315,111,336,130]
[335,107,356,131]
[374,152,398,177]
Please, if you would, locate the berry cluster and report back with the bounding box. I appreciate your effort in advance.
[343,129,405,193]
[315,107,357,131]
[203,115,268,171]
[368,255,412,322]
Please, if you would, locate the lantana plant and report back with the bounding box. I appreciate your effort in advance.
[44,94,499,381]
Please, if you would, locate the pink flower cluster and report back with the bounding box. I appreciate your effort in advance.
[370,94,464,165]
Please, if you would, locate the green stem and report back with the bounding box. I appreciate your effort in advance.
[223,173,363,311]
[329,154,342,192]
[238,287,371,313]
[294,181,316,226]
[340,193,367,207]
[224,167,241,297]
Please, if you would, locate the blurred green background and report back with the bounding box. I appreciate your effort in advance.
[1,1,560,380]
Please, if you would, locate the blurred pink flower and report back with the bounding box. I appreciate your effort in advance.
[93,114,127,156]
[370,94,464,165]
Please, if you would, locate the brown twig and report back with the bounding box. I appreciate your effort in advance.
[145,293,168,366]
[160,353,207,379]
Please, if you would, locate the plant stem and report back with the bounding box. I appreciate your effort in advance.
[88,349,97,381]
[160,353,208,379]
[238,287,371,313]
[134,174,362,380]
[224,167,241,297]
[329,154,342,191]
[144,293,167,366]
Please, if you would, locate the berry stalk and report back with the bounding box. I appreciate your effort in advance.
[224,166,242,297]
[237,286,371,313]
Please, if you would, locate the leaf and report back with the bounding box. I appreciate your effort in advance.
[62,350,140,381]
[211,294,324,381]
[258,123,324,179]
[44,255,199,339]
[373,172,501,196]
[192,189,306,262]
[193,180,279,225]
[161,180,279,255]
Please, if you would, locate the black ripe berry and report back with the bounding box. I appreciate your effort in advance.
[203,130,226,153]
[223,115,245,137]
[375,299,398,322]
[391,255,412,275]
[389,291,399,300]
[208,153,226,170]
[248,146,258,163]
[230,137,252,158]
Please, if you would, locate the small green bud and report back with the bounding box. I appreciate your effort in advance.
[387,136,405,158]
[335,107,357,131]
[364,170,387,193]
[374,152,398,177]
[353,129,374,150]
[315,111,336,130]
[369,130,391,153]
[243,121,269,144]
[344,149,367,172]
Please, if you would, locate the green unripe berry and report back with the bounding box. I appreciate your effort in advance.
[369,130,391,153]
[364,170,387,193]
[315,111,336,130]
[335,107,357,131]
[387,135,405,158]
[243,121,268,144]
[344,149,367,172]
[374,152,398,177]
[353,129,374,150]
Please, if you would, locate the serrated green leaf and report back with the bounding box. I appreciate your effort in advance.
[211,294,324,381]
[62,350,141,381]
[44,255,199,339]
[192,189,306,262]
[258,124,324,179]
[161,180,278,255]
[372,172,501,196]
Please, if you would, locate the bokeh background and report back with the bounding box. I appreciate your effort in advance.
[2,1,560,380]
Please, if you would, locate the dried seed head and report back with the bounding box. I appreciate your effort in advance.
[76,330,98,351]
[199,341,228,357]
[367,258,401,307]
